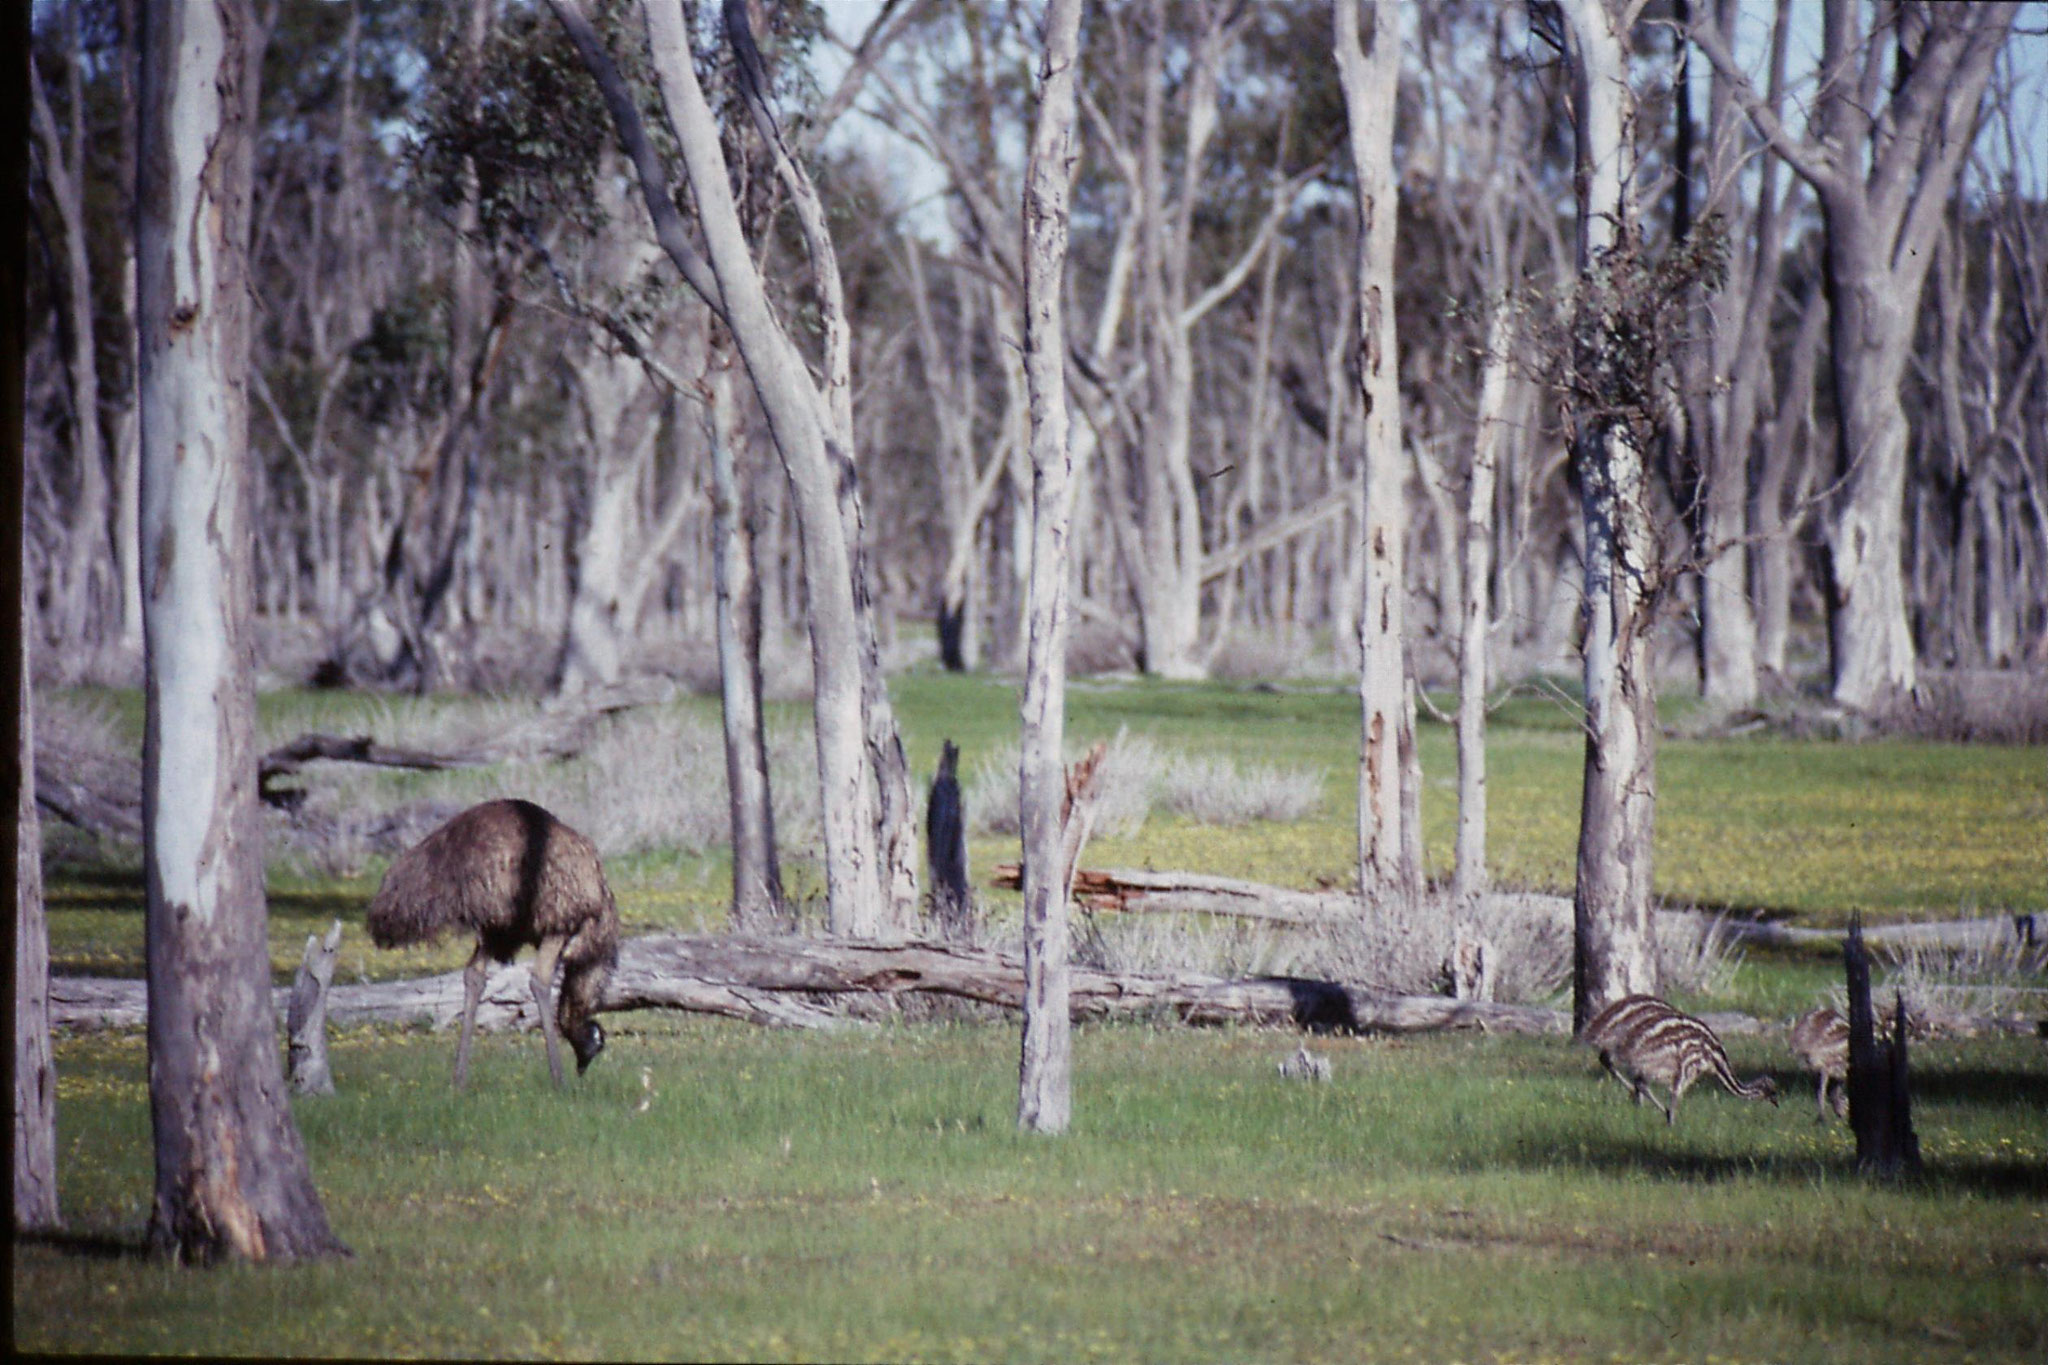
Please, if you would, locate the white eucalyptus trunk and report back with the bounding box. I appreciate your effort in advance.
[1561,0,1661,1033]
[1335,0,1420,918]
[552,0,888,935]
[135,0,344,1263]
[1454,304,1513,909]
[1017,0,1085,1137]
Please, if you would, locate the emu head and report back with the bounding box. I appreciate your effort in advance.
[570,1018,607,1075]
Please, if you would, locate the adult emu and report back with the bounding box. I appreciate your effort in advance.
[368,799,619,1088]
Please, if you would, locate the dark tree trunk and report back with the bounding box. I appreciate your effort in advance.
[927,740,972,941]
[136,0,345,1264]
[1844,918,1922,1178]
[936,598,970,673]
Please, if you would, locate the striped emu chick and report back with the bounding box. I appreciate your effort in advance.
[1788,1006,1850,1121]
[368,799,619,1088]
[1582,994,1778,1125]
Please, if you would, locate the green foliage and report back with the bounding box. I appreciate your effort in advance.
[406,3,619,246]
[16,1020,2045,1360]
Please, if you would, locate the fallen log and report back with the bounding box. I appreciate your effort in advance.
[989,869,2043,965]
[990,864,1354,922]
[50,932,2042,1040]
[612,933,1571,1034]
[259,734,477,809]
[1719,914,2041,951]
[49,933,1567,1036]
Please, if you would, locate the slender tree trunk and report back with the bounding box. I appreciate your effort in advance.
[136,0,345,1264]
[15,600,59,1233]
[1752,280,1827,678]
[552,0,891,936]
[557,281,664,696]
[10,0,58,1237]
[1455,303,1513,909]
[31,47,113,647]
[1335,0,1420,918]
[1017,0,1085,1137]
[708,346,782,929]
[1562,0,1660,1034]
[115,0,144,654]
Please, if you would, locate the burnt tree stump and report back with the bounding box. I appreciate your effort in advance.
[927,740,973,942]
[1844,916,1921,1177]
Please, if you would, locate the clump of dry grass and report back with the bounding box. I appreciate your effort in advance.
[1862,931,2048,1030]
[1877,669,2048,744]
[1077,891,1745,1009]
[1205,626,1321,682]
[965,731,1161,840]
[966,733,1324,838]
[1157,753,1324,825]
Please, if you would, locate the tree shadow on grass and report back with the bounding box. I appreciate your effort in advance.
[15,1227,151,1262]
[1905,1066,2048,1110]
[1490,1124,2048,1199]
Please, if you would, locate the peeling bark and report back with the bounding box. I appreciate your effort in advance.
[136,0,345,1264]
[1016,0,1085,1135]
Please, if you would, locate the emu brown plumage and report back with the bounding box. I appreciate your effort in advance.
[1789,1006,1851,1121]
[368,800,619,1088]
[1581,993,1779,1125]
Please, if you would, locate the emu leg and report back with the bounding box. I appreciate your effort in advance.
[1665,1073,1697,1126]
[531,936,567,1088]
[1599,1051,1635,1100]
[453,944,490,1090]
[1814,1073,1831,1123]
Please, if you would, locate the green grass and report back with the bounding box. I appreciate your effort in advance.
[34,671,2046,982]
[21,672,2046,1360]
[16,1018,2046,1362]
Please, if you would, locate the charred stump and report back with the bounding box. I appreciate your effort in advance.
[927,741,973,942]
[936,599,970,673]
[1844,916,1922,1177]
[286,921,344,1095]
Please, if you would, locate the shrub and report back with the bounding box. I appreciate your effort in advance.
[1157,753,1324,825]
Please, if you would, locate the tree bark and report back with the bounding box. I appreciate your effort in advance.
[706,346,783,930]
[285,922,343,1096]
[1455,302,1513,911]
[555,179,669,696]
[1844,918,1922,1177]
[1016,0,1085,1136]
[1561,0,1661,1034]
[1335,0,1422,921]
[15,598,60,1232]
[550,0,892,937]
[135,0,346,1263]
[1679,0,1797,708]
[30,41,114,647]
[1689,1,2020,710]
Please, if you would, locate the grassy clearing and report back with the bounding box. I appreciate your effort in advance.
[16,1018,2046,1362]
[45,671,2047,948]
[22,671,2045,1360]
